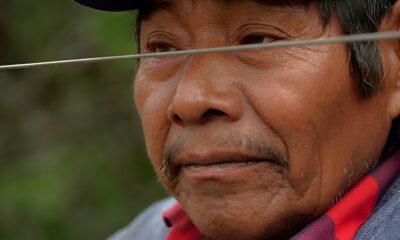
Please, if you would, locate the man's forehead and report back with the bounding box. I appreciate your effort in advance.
[140,0,309,20]
[142,0,307,6]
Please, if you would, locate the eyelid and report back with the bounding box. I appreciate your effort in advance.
[143,31,188,52]
[233,23,288,43]
[146,41,180,53]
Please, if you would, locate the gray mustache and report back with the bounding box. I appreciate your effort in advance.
[160,134,289,181]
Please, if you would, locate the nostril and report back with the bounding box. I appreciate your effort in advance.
[201,109,227,122]
[170,109,225,124]
[171,113,183,124]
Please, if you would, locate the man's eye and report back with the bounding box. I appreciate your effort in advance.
[240,35,272,45]
[150,43,180,53]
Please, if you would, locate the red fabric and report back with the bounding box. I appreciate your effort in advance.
[326,176,378,240]
[166,214,203,240]
[163,203,203,240]
[163,150,400,240]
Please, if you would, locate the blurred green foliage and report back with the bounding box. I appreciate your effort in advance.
[0,1,168,239]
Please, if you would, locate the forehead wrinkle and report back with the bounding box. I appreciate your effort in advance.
[225,0,307,7]
[142,0,304,20]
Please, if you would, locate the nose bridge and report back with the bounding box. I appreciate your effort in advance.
[183,53,229,93]
[168,53,244,125]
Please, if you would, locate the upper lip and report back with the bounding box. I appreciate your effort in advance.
[174,150,281,167]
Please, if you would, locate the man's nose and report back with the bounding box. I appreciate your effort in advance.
[167,54,244,126]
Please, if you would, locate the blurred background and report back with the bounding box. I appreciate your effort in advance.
[0,1,168,239]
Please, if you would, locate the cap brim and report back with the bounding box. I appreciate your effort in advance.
[75,0,142,12]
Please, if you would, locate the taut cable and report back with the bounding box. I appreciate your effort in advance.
[1,31,400,71]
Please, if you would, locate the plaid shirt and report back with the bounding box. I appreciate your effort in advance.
[163,150,400,240]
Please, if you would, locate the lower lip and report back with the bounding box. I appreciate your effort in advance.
[181,161,280,179]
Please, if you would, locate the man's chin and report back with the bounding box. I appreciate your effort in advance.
[179,193,302,240]
[170,181,299,239]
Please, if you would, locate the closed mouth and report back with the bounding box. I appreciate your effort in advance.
[183,158,277,168]
[161,147,288,182]
[175,152,286,174]
[179,156,284,180]
[176,150,284,166]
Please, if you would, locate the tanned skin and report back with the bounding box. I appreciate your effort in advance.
[134,1,400,239]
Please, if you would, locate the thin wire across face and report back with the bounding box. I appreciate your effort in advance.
[1,31,400,71]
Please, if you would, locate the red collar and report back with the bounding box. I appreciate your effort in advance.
[162,203,205,240]
[163,150,400,240]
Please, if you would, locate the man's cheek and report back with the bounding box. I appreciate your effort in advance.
[141,100,171,169]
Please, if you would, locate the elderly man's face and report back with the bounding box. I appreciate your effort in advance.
[134,0,398,239]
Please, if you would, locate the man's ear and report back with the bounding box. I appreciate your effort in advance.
[381,0,400,119]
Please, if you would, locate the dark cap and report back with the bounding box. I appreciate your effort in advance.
[74,0,142,12]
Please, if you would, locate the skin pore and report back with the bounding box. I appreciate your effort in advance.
[134,0,400,239]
